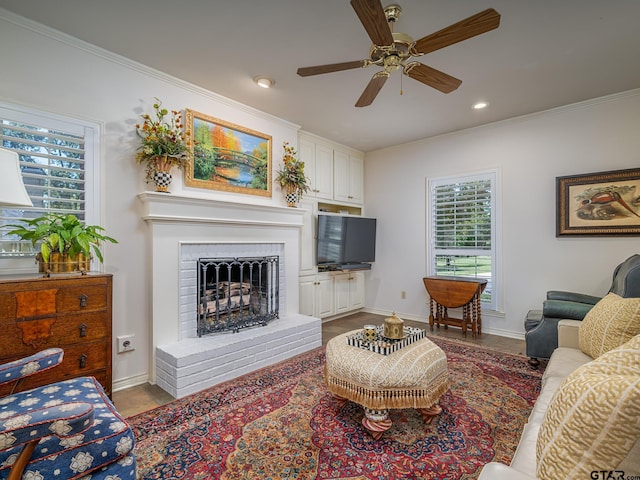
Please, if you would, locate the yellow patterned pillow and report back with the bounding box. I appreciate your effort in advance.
[536,335,640,480]
[586,334,640,374]
[578,293,640,358]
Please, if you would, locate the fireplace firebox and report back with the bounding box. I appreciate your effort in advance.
[197,256,279,336]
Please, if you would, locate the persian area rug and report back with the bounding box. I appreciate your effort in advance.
[129,336,543,480]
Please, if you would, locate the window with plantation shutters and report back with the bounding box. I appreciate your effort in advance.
[428,171,498,310]
[0,103,99,263]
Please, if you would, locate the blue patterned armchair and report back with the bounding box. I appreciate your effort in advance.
[0,348,136,479]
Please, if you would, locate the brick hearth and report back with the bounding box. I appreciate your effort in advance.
[156,314,319,398]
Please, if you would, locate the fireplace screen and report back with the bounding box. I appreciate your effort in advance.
[197,256,279,336]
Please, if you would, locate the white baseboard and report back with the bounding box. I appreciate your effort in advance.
[112,373,150,393]
[480,327,525,340]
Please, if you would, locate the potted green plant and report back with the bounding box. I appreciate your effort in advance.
[135,97,192,192]
[7,213,118,274]
[274,141,310,207]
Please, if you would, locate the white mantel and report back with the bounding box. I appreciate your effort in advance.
[138,192,310,387]
[138,191,307,228]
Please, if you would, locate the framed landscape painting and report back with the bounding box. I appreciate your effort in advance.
[556,168,640,236]
[184,109,272,197]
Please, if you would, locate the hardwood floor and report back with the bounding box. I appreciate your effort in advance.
[113,312,525,418]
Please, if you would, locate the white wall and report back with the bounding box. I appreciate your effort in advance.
[364,90,640,337]
[0,12,301,390]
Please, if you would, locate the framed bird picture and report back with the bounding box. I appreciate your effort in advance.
[557,168,640,236]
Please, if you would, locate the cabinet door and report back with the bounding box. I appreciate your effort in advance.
[333,150,350,203]
[349,271,365,310]
[348,155,364,204]
[299,199,317,276]
[334,273,351,314]
[314,144,334,200]
[299,276,316,317]
[299,139,316,196]
[335,151,364,205]
[316,274,335,318]
[335,272,365,313]
[299,274,334,318]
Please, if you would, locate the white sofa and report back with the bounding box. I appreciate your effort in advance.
[478,319,594,479]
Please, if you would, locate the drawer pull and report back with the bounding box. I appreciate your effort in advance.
[79,354,87,369]
[79,294,88,308]
[79,323,88,337]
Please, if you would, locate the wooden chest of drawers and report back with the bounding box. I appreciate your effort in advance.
[0,273,112,397]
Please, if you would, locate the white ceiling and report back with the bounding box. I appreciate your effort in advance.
[2,0,640,152]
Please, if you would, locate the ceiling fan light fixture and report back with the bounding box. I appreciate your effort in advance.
[297,1,500,107]
[254,76,275,89]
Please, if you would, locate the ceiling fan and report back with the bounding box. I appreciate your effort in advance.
[297,0,500,107]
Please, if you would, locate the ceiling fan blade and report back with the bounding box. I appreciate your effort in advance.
[414,8,501,55]
[297,60,367,77]
[355,71,389,107]
[350,0,394,47]
[404,62,462,94]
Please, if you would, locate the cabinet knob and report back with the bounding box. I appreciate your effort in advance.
[79,294,88,308]
[79,353,87,368]
[79,323,88,337]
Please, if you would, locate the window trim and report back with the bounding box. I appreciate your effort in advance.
[0,101,101,273]
[426,168,501,312]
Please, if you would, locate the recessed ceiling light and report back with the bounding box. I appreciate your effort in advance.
[473,101,489,110]
[254,77,275,89]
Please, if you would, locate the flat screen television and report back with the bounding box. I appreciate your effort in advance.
[316,214,376,269]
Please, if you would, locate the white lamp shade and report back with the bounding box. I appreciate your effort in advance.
[0,148,33,207]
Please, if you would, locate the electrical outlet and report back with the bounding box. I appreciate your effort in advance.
[117,335,135,353]
[401,291,406,299]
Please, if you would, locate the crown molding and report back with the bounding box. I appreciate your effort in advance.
[0,8,301,131]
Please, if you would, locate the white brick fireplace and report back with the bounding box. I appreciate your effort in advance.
[138,192,321,398]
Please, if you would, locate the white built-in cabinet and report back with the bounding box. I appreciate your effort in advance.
[334,271,365,314]
[299,270,365,319]
[299,274,335,318]
[298,137,334,200]
[299,133,363,205]
[298,132,367,320]
[333,150,364,204]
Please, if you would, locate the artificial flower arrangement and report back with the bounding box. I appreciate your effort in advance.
[135,98,192,183]
[274,141,310,197]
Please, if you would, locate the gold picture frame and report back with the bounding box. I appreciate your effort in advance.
[557,168,640,236]
[184,109,272,197]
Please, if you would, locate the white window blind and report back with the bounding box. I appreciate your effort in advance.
[429,171,497,309]
[0,104,98,260]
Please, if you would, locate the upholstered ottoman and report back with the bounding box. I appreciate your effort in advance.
[325,329,448,439]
